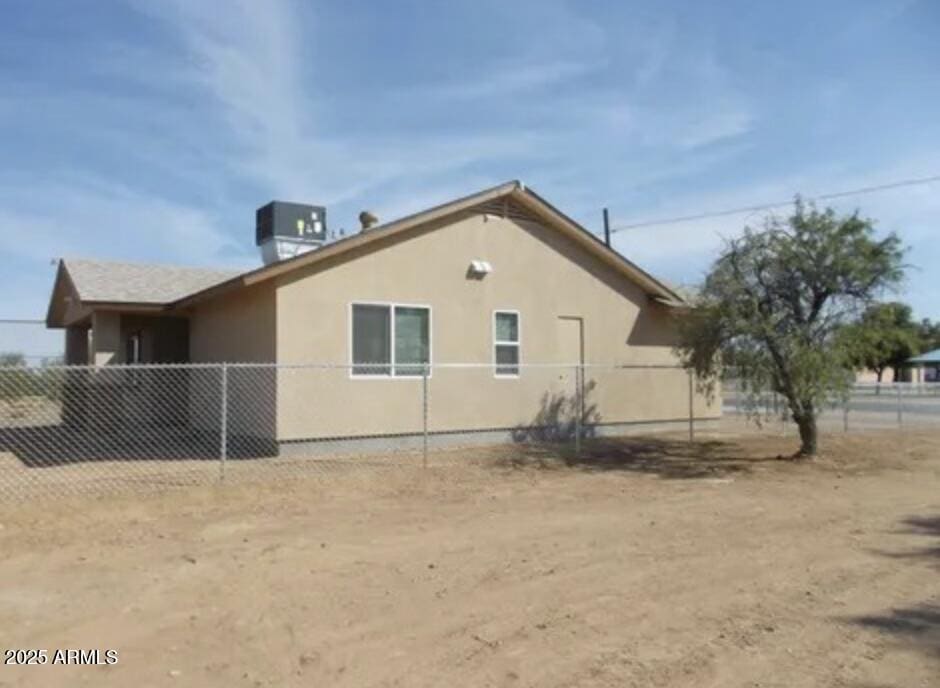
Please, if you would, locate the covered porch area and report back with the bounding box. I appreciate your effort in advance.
[62,309,191,366]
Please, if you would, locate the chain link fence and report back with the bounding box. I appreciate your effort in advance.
[1,362,937,500]
[721,379,940,434]
[0,362,715,500]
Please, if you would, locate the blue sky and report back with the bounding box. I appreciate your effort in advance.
[1,0,938,356]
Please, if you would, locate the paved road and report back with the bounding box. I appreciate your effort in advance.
[723,390,940,420]
[846,394,940,417]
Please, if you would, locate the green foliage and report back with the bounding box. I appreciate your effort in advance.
[677,200,905,456]
[0,352,64,403]
[918,319,940,352]
[0,352,32,401]
[0,352,26,367]
[837,302,921,381]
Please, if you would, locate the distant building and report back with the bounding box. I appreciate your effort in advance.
[907,349,940,383]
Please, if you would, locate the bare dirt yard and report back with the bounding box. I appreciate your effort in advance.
[1,428,938,687]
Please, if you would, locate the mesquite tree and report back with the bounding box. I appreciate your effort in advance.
[677,200,905,456]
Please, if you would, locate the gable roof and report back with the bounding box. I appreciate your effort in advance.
[46,181,687,327]
[64,258,239,304]
[174,181,687,308]
[46,259,239,327]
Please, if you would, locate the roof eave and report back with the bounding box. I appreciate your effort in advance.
[652,296,692,310]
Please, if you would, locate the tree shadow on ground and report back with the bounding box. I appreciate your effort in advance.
[505,380,786,479]
[850,604,940,659]
[510,381,602,444]
[842,513,940,663]
[499,435,787,480]
[868,516,940,568]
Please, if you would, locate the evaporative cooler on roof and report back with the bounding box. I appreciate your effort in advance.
[256,201,328,265]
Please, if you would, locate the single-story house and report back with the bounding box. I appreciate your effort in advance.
[907,349,940,383]
[45,180,718,448]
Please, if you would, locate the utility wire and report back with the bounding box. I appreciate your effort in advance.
[610,173,940,233]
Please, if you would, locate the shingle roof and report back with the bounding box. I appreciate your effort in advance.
[63,258,240,304]
[908,348,940,364]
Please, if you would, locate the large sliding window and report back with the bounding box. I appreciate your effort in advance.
[351,303,430,377]
[493,310,520,377]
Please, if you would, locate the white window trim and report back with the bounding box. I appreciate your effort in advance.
[348,301,433,379]
[493,309,521,378]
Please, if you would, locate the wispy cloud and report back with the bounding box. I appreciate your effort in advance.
[139,0,542,205]
[673,107,754,149]
[0,176,243,266]
[427,59,604,100]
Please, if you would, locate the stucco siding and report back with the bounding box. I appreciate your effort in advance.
[273,212,718,440]
[188,283,277,442]
[188,283,276,364]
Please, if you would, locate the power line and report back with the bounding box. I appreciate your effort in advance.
[610,173,940,233]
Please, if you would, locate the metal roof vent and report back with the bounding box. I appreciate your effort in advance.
[359,210,379,231]
[256,201,327,265]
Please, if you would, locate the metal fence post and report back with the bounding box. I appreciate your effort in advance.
[574,365,582,457]
[219,362,228,482]
[688,369,695,443]
[896,384,903,428]
[422,363,429,469]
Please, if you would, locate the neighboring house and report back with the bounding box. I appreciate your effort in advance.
[45,180,718,447]
[854,367,912,384]
[907,349,940,383]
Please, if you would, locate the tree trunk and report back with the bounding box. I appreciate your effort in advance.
[794,413,818,457]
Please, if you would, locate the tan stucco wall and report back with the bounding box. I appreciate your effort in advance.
[271,212,718,440]
[188,283,276,364]
[187,282,277,440]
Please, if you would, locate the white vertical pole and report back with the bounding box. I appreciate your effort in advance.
[422,364,429,469]
[688,369,695,443]
[219,363,228,482]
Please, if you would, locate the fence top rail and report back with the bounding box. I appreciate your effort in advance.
[0,361,690,373]
[725,379,940,388]
[852,381,940,387]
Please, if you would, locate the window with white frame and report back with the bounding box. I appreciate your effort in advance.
[351,303,430,376]
[493,311,520,376]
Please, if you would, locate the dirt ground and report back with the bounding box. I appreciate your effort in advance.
[0,429,938,687]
